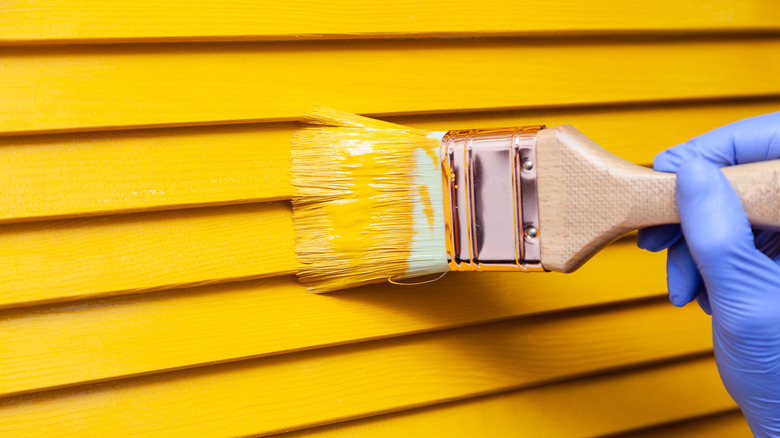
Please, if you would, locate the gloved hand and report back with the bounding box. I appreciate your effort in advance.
[637,112,780,437]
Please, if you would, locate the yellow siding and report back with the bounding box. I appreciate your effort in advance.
[0,302,712,436]
[4,38,780,135]
[280,357,736,437]
[1,238,665,397]
[0,203,296,308]
[2,100,779,223]
[3,0,779,43]
[622,410,752,437]
[0,124,294,222]
[2,1,772,436]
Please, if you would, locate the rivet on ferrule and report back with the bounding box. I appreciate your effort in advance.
[439,126,546,272]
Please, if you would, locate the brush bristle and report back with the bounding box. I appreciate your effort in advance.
[292,107,448,292]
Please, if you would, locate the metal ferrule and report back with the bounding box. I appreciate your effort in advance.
[440,126,546,272]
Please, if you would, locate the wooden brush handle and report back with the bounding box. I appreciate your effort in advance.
[535,125,780,273]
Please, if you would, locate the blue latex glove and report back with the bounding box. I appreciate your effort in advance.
[637,112,780,437]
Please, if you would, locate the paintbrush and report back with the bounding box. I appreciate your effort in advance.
[291,107,780,292]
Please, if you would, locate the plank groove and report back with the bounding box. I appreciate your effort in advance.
[0,202,297,309]
[3,1,780,44]
[614,409,751,438]
[3,99,780,223]
[3,37,780,135]
[0,238,665,397]
[0,300,712,437]
[278,356,734,437]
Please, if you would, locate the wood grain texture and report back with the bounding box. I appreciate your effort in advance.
[619,410,751,438]
[723,161,780,228]
[3,0,780,44]
[537,125,780,272]
[278,356,734,437]
[0,238,665,397]
[0,300,712,437]
[0,202,297,309]
[537,125,670,272]
[3,99,780,224]
[4,37,780,135]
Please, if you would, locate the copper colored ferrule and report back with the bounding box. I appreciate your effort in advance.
[440,126,546,272]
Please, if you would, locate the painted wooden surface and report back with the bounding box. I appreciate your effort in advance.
[4,0,780,44]
[622,409,752,437]
[0,124,293,222]
[0,202,296,308]
[280,356,736,437]
[0,301,712,437]
[3,38,780,135]
[3,1,772,436]
[2,99,779,223]
[0,238,664,397]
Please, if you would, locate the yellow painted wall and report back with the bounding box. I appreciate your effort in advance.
[1,1,773,436]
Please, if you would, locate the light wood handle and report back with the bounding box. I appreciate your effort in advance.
[536,125,780,273]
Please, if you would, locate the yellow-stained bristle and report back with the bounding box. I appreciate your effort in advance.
[301,105,406,130]
[292,107,446,292]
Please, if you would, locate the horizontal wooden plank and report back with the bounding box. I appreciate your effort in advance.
[4,1,780,44]
[618,410,750,438]
[0,193,661,309]
[0,202,297,309]
[3,37,780,135]
[3,99,779,223]
[0,124,292,222]
[0,237,665,397]
[0,300,712,437]
[278,356,734,438]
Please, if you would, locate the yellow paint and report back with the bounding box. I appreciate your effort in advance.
[0,238,664,397]
[2,0,780,43]
[0,202,297,309]
[4,38,780,135]
[293,107,442,291]
[417,140,441,230]
[3,100,779,224]
[326,141,407,270]
[419,184,434,229]
[0,300,711,437]
[284,357,736,437]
